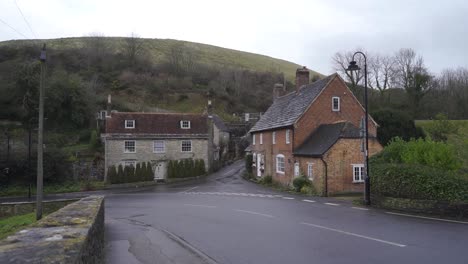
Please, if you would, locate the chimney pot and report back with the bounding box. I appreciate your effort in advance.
[273,83,285,102]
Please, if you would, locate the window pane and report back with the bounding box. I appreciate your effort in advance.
[181,140,192,152]
[124,141,135,152]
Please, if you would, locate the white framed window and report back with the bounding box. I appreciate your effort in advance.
[153,140,165,153]
[252,134,256,145]
[286,129,291,144]
[123,160,136,168]
[276,154,285,174]
[260,133,263,144]
[307,163,313,180]
[272,131,276,144]
[294,162,300,177]
[353,164,365,183]
[125,120,135,129]
[124,140,136,153]
[332,96,340,112]
[180,120,191,129]
[181,140,192,152]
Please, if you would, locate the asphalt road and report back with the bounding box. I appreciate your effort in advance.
[105,161,468,264]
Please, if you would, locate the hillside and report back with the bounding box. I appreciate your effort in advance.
[0,37,321,124]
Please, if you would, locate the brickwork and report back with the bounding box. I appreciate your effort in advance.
[294,76,377,149]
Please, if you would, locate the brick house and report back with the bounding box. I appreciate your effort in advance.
[102,112,212,181]
[249,67,383,195]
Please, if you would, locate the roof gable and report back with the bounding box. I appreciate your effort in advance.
[105,112,208,135]
[250,74,336,133]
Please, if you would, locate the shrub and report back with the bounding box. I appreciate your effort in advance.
[293,176,311,192]
[117,164,124,184]
[107,165,117,184]
[371,137,461,171]
[135,163,142,182]
[371,109,425,146]
[89,130,99,150]
[300,184,318,196]
[245,154,253,170]
[424,113,460,142]
[146,162,153,181]
[259,175,272,185]
[371,163,468,202]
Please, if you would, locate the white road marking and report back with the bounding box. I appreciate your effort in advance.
[183,204,217,208]
[300,222,406,247]
[303,199,316,203]
[352,207,369,211]
[386,212,468,224]
[223,169,235,175]
[234,209,275,218]
[181,186,198,193]
[282,197,295,200]
[324,203,340,206]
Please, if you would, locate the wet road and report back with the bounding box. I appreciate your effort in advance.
[105,161,468,264]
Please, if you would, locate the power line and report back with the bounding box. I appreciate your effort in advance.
[14,0,38,39]
[0,17,29,39]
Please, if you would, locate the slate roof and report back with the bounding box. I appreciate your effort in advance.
[293,122,361,157]
[212,114,229,132]
[105,112,208,135]
[249,74,336,133]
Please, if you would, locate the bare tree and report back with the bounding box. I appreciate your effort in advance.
[331,49,366,88]
[83,32,107,70]
[393,48,433,116]
[123,32,145,66]
[368,54,396,96]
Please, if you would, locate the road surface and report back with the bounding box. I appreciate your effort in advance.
[105,161,468,264]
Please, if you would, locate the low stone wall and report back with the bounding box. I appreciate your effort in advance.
[0,199,78,218]
[0,196,105,263]
[372,196,468,219]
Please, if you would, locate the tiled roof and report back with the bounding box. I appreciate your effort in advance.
[212,114,229,132]
[293,122,361,157]
[249,74,336,133]
[105,112,208,135]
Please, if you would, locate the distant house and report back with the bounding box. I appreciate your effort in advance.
[102,112,211,181]
[249,67,383,195]
[212,114,230,160]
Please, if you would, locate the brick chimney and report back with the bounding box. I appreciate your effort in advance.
[295,66,310,91]
[273,83,285,102]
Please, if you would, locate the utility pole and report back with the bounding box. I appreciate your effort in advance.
[36,44,46,220]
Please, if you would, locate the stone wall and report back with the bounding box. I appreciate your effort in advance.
[0,196,105,264]
[372,196,468,219]
[0,199,78,218]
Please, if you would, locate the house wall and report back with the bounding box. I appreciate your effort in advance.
[294,76,378,149]
[251,128,294,185]
[323,138,383,195]
[104,138,208,178]
[296,157,326,195]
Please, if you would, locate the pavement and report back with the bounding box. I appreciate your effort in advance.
[104,161,468,264]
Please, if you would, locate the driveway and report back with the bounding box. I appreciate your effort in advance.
[105,160,468,264]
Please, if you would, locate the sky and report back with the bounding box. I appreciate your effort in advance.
[1,0,467,75]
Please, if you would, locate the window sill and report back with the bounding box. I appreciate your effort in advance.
[352,181,364,184]
[124,152,136,154]
[276,171,285,175]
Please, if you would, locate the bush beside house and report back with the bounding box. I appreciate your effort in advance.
[108,162,154,184]
[167,159,206,179]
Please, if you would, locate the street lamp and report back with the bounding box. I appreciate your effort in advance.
[346,52,370,206]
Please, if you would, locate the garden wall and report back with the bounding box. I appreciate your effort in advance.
[0,195,105,263]
[0,198,78,218]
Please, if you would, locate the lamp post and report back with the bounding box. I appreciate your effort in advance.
[346,52,370,205]
[36,44,46,220]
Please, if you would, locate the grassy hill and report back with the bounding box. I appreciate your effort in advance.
[0,37,319,80]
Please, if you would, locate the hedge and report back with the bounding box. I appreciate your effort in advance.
[167,159,206,179]
[108,162,154,184]
[370,163,468,202]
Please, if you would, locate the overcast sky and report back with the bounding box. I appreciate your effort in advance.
[1,0,467,75]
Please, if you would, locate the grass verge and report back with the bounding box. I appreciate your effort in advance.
[0,213,36,239]
[0,181,107,197]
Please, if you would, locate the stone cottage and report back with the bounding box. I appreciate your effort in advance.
[249,67,383,195]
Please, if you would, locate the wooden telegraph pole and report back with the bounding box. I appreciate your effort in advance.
[36,44,46,220]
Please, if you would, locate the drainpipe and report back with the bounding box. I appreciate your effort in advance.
[320,156,328,197]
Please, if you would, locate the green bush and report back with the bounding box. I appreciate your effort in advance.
[424,113,460,142]
[146,162,153,181]
[293,176,311,192]
[89,130,99,150]
[259,175,272,185]
[371,109,425,146]
[167,159,206,178]
[371,163,468,202]
[300,184,318,196]
[371,137,461,171]
[117,164,124,184]
[245,154,253,170]
[107,165,117,184]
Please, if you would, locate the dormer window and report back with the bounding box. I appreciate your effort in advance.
[180,120,191,129]
[332,97,340,112]
[125,120,135,129]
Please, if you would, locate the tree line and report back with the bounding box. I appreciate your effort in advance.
[332,48,468,120]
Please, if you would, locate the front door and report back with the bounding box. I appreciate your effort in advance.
[257,154,262,177]
[294,162,300,177]
[153,161,167,180]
